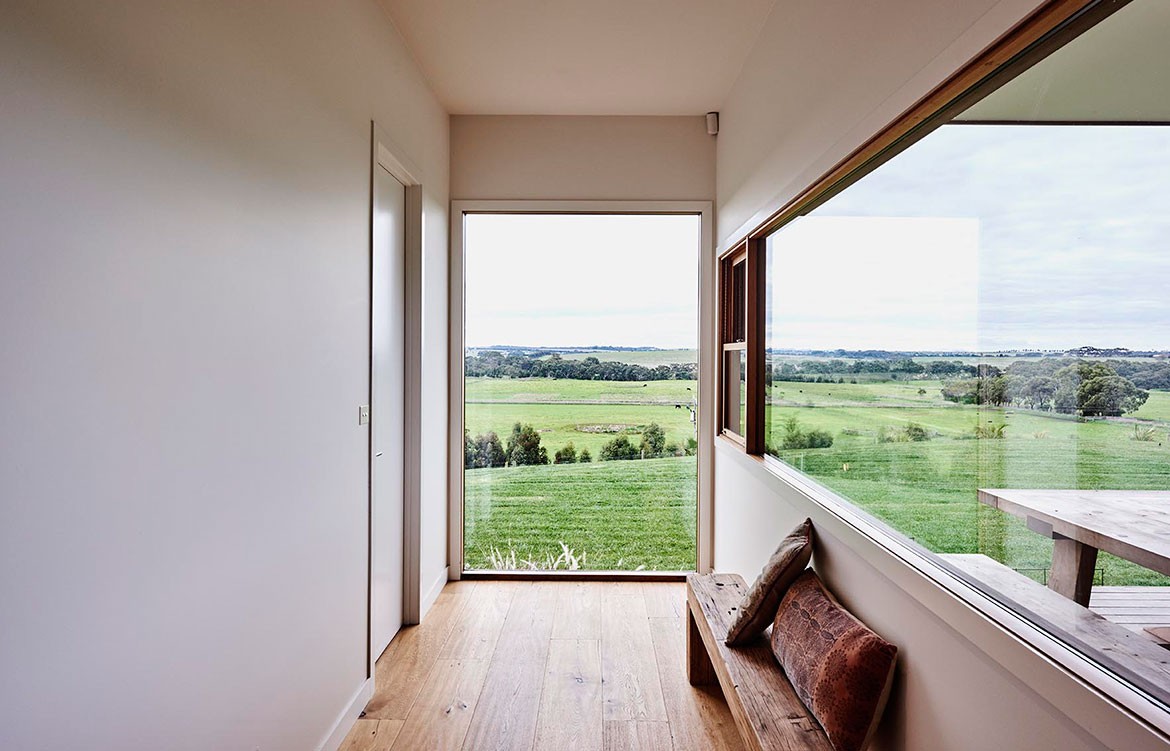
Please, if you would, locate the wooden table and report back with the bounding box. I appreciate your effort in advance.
[977,489,1170,607]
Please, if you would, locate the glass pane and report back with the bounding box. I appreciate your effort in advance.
[463,214,699,571]
[724,349,745,435]
[766,124,1170,585]
[731,260,746,342]
[763,0,1170,701]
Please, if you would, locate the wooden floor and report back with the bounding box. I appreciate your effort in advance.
[339,580,744,751]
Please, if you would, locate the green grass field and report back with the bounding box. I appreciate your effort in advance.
[464,456,696,570]
[462,372,1170,583]
[465,377,697,460]
[765,381,1170,586]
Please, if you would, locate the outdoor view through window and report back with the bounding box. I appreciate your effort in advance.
[463,214,699,571]
[762,0,1170,699]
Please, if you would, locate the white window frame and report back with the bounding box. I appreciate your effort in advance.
[447,200,715,577]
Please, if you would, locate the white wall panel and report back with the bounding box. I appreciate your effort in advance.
[0,2,448,749]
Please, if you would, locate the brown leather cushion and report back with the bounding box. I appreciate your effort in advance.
[771,570,897,751]
[724,518,813,646]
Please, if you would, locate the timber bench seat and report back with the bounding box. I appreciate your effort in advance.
[686,573,833,751]
[942,554,1170,696]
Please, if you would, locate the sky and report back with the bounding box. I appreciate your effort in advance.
[462,126,1170,354]
[464,213,699,349]
[767,124,1170,352]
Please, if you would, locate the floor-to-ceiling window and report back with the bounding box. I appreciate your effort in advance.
[460,213,701,571]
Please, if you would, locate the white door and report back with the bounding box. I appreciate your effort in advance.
[371,165,405,660]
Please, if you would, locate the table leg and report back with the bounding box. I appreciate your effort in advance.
[1048,536,1098,607]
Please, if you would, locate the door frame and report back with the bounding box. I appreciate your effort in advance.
[368,122,424,677]
[447,200,716,578]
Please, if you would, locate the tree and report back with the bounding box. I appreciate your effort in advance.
[1017,376,1057,410]
[1077,375,1148,416]
[474,431,506,468]
[578,448,592,463]
[1052,362,1148,415]
[506,423,549,466]
[640,423,666,458]
[465,430,505,468]
[600,434,640,461]
[553,442,578,464]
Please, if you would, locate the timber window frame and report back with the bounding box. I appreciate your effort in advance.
[715,0,1130,460]
[717,240,765,453]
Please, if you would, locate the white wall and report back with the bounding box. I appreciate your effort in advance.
[0,2,448,750]
[717,0,1050,249]
[451,115,715,200]
[713,1,1169,749]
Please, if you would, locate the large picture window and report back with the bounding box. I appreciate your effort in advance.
[720,0,1170,710]
[461,213,701,572]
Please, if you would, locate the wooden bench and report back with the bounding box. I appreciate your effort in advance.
[941,554,1170,697]
[686,573,833,751]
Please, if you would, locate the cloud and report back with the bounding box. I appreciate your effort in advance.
[775,124,1170,351]
[464,214,700,348]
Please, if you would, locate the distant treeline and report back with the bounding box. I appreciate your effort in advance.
[769,346,1169,359]
[771,356,1170,391]
[939,360,1151,416]
[466,350,696,381]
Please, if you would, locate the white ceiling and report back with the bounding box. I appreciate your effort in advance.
[378,0,778,115]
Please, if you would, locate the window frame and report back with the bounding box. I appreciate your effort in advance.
[718,240,766,452]
[449,200,717,579]
[717,0,1130,450]
[714,0,1170,731]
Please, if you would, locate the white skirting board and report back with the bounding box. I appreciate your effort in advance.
[317,677,373,751]
[420,566,449,621]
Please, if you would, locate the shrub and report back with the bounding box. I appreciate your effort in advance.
[506,422,549,465]
[1132,425,1159,442]
[778,414,834,450]
[804,429,834,449]
[553,442,578,464]
[640,422,666,457]
[600,434,640,461]
[903,423,930,442]
[578,448,592,463]
[465,430,506,468]
[973,423,1007,439]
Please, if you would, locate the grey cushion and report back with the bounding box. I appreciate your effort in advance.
[724,518,813,646]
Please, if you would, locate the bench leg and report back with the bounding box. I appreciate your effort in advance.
[687,604,716,686]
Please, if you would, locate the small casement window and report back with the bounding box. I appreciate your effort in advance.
[719,241,763,451]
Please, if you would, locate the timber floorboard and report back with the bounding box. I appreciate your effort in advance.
[341,580,744,751]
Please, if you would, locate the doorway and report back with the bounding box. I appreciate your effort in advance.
[368,123,425,673]
[370,163,405,659]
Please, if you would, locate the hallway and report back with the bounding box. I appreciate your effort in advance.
[340,580,743,750]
